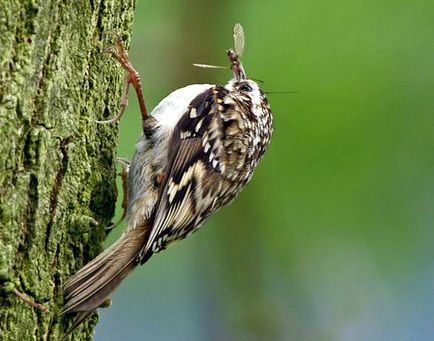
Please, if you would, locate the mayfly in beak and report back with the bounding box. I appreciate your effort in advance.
[193,23,247,81]
[227,23,246,81]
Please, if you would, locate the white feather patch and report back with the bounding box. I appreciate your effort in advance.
[152,84,213,133]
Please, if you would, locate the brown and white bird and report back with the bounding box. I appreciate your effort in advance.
[61,23,273,331]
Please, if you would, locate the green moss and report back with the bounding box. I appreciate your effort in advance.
[0,0,136,339]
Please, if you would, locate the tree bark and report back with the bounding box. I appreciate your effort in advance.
[0,1,135,339]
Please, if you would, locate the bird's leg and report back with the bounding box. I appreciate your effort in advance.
[97,32,149,129]
[106,158,130,232]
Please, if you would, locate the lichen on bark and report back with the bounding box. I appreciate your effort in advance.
[0,1,136,339]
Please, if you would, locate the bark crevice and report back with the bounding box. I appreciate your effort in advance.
[45,136,72,251]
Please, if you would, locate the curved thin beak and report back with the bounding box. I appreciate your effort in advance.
[234,62,246,81]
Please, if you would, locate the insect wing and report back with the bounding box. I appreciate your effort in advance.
[233,23,245,57]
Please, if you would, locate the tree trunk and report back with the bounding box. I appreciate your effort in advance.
[0,1,135,339]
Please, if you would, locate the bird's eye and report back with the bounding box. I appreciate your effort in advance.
[238,83,253,92]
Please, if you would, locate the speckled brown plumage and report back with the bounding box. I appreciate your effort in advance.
[145,82,273,255]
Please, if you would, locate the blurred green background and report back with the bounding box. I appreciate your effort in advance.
[96,1,434,340]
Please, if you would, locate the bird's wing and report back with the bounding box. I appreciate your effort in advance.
[141,86,227,258]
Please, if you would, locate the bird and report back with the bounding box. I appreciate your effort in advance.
[61,23,273,334]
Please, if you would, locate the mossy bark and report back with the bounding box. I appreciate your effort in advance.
[0,1,136,339]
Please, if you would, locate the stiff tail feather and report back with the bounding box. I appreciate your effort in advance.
[61,223,150,336]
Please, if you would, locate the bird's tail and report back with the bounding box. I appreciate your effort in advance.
[61,223,150,316]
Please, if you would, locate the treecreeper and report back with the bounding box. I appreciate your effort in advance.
[61,23,274,337]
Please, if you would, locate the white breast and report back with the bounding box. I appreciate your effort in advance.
[152,84,213,132]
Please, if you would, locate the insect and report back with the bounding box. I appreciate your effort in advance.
[61,23,273,333]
